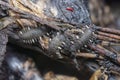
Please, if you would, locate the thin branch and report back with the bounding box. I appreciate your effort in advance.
[97,31,120,40]
[94,26,120,35]
[76,52,104,59]
[0,1,61,31]
[89,44,120,65]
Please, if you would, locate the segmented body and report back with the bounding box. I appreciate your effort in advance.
[17,25,95,64]
[18,27,46,44]
[6,0,95,69]
[48,27,94,58]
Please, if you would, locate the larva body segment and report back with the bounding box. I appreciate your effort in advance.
[16,24,94,63]
[47,27,94,59]
[18,27,46,44]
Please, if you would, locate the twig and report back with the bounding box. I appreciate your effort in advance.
[94,34,120,43]
[94,26,120,35]
[89,45,120,65]
[97,31,120,40]
[101,41,120,46]
[0,1,61,31]
[76,52,103,59]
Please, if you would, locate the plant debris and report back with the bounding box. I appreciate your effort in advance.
[0,0,120,80]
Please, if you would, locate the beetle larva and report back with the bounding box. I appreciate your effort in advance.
[14,24,95,70]
[1,0,120,77]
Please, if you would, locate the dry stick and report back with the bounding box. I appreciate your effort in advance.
[89,45,120,65]
[94,26,120,35]
[17,0,34,12]
[97,31,120,40]
[99,60,120,75]
[0,1,61,31]
[101,41,120,46]
[76,53,104,59]
[94,34,120,43]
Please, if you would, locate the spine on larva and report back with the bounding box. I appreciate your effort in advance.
[47,27,94,59]
[16,25,95,61]
[18,27,45,44]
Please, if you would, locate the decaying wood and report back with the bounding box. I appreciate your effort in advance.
[0,1,61,30]
[90,68,108,80]
[0,0,120,80]
[0,29,8,66]
[0,29,8,80]
[89,44,120,66]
